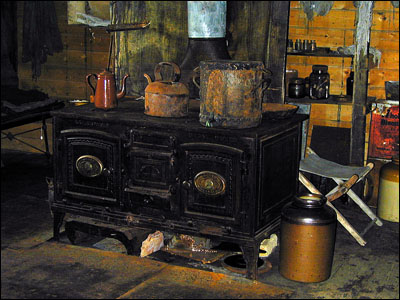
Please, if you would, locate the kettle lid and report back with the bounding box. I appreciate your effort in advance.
[145,81,189,96]
[98,69,114,76]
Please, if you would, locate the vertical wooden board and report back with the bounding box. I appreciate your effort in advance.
[228,1,271,62]
[114,1,188,97]
[87,1,110,20]
[264,1,289,103]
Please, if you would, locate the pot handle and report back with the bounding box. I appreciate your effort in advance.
[154,62,181,82]
[192,66,201,89]
[252,68,273,97]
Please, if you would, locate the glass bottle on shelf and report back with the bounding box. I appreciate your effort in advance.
[309,65,330,99]
[346,61,354,97]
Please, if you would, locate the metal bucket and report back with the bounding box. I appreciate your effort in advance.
[193,60,271,129]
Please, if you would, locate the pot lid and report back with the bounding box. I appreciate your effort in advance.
[199,60,266,70]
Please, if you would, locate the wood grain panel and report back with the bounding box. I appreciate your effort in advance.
[19,77,88,100]
[289,9,356,29]
[288,0,399,119]
[1,122,53,154]
[371,11,399,31]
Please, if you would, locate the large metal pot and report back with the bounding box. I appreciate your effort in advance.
[144,62,189,118]
[193,60,271,129]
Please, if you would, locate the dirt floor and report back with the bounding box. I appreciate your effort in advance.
[1,149,399,299]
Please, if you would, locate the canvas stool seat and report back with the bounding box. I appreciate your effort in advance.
[299,147,383,246]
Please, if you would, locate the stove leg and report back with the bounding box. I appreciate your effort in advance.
[53,212,65,241]
[240,242,261,280]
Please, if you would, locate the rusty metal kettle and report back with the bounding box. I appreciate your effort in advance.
[86,70,129,110]
[143,62,189,117]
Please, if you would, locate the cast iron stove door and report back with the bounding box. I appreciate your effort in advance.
[123,129,179,215]
[57,129,121,205]
[180,142,244,227]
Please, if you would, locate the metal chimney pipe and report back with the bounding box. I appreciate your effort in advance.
[180,1,231,99]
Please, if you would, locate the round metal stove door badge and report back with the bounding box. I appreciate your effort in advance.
[194,171,226,196]
[76,155,104,178]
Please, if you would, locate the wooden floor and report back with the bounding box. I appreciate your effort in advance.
[1,149,399,299]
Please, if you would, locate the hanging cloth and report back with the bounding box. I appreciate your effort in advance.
[22,1,63,79]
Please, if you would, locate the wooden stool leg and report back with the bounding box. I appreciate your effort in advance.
[333,178,383,226]
[299,172,367,246]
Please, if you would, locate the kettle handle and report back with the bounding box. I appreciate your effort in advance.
[154,62,181,82]
[86,74,97,95]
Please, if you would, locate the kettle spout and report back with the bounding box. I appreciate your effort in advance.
[117,73,130,100]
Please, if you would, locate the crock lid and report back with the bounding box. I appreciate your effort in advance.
[281,193,336,225]
[293,193,327,208]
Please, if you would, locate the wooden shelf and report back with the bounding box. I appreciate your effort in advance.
[287,50,353,58]
[286,95,376,105]
[286,95,352,105]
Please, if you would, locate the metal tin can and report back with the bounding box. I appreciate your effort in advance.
[288,78,306,98]
[279,193,337,283]
[196,60,271,129]
[377,157,399,222]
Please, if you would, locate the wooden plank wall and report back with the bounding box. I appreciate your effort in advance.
[287,1,399,99]
[2,1,110,154]
[114,1,278,99]
[17,1,110,101]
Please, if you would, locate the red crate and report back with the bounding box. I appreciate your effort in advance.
[369,105,399,159]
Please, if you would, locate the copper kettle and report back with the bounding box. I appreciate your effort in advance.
[143,62,189,117]
[86,70,129,109]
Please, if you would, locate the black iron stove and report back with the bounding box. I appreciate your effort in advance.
[50,100,306,280]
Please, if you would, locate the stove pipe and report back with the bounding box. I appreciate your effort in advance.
[180,1,231,99]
